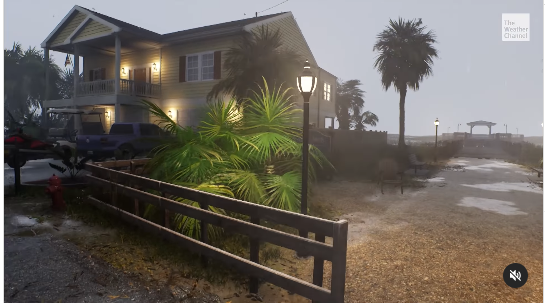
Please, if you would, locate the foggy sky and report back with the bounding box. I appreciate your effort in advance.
[4,0,544,136]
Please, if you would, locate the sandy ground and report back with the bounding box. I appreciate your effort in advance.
[280,157,543,303]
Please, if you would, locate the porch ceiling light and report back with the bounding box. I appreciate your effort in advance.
[296,60,317,98]
[434,118,439,126]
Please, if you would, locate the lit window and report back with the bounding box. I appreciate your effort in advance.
[324,83,331,101]
[186,52,215,82]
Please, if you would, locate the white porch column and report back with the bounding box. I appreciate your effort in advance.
[73,45,81,132]
[73,45,80,98]
[114,34,121,123]
[115,34,121,95]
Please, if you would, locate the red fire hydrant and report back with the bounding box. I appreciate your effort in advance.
[45,174,65,211]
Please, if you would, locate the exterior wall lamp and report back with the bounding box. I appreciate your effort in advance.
[153,63,157,71]
[121,68,126,75]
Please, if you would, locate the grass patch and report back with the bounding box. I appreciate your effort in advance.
[62,187,284,287]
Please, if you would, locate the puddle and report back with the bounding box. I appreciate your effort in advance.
[10,216,37,227]
[427,177,445,183]
[458,197,527,215]
[460,182,543,194]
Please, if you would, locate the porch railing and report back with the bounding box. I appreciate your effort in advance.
[78,79,115,96]
[76,79,161,98]
[120,79,161,98]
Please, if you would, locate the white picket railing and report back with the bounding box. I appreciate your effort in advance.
[77,79,161,98]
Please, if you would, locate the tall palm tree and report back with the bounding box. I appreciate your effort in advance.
[207,25,302,104]
[373,18,438,148]
[335,79,379,130]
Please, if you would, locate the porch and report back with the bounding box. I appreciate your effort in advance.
[41,5,163,122]
[77,79,161,98]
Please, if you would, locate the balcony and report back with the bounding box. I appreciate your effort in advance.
[77,79,161,98]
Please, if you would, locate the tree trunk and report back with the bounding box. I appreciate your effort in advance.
[398,88,407,149]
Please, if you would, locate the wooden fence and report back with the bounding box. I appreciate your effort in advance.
[86,160,348,303]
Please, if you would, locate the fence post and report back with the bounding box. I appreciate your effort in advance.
[249,216,260,294]
[330,220,348,303]
[200,199,209,267]
[312,233,326,300]
[13,148,21,195]
[130,161,139,217]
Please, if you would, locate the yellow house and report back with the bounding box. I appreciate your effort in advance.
[41,5,337,131]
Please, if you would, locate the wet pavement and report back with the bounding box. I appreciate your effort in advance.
[4,200,223,303]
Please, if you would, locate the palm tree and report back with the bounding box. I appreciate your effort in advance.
[143,79,333,240]
[335,79,379,130]
[373,18,438,148]
[207,25,302,104]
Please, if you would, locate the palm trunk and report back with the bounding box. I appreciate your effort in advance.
[398,88,407,149]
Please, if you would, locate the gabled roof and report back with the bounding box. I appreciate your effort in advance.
[43,5,289,47]
[162,12,288,43]
[79,6,162,41]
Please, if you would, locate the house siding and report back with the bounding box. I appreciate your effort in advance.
[249,14,325,125]
[317,70,337,127]
[83,48,160,83]
[50,12,87,46]
[160,36,235,101]
[73,20,112,42]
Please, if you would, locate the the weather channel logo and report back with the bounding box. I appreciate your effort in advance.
[502,13,530,41]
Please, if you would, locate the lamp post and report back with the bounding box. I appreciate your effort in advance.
[434,118,439,162]
[504,124,507,134]
[296,60,317,241]
[516,128,518,135]
[457,123,461,132]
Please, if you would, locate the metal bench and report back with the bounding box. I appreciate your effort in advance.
[530,167,543,178]
[408,154,425,174]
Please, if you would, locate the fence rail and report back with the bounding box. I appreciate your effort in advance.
[86,160,348,303]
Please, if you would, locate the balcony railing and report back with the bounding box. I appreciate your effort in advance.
[77,79,161,98]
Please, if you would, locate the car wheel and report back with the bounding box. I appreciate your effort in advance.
[115,144,135,160]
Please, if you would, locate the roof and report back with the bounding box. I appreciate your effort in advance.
[162,12,288,42]
[467,120,497,126]
[78,6,287,43]
[79,6,162,41]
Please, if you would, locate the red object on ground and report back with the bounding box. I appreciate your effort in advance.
[45,174,65,211]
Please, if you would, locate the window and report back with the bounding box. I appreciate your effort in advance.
[202,53,214,80]
[324,83,331,101]
[187,55,199,81]
[139,123,161,136]
[186,52,215,81]
[109,124,134,135]
[325,117,334,129]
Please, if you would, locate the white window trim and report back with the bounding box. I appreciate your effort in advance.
[126,63,154,83]
[185,51,216,82]
[324,82,331,101]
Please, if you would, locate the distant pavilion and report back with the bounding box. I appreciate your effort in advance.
[466,120,496,134]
